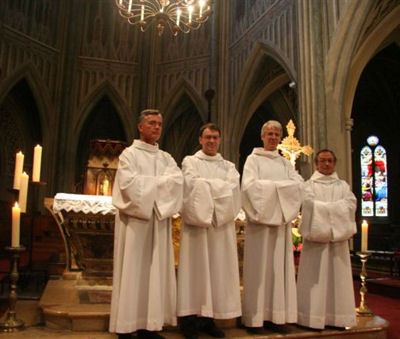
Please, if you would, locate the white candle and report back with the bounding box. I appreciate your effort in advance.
[19,172,29,213]
[140,5,144,20]
[32,144,42,182]
[199,0,205,17]
[13,151,24,189]
[188,5,193,23]
[361,220,368,252]
[103,179,109,195]
[176,8,181,26]
[12,202,21,247]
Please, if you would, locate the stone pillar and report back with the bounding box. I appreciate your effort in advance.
[213,0,231,159]
[345,117,354,186]
[55,0,84,192]
[297,0,327,154]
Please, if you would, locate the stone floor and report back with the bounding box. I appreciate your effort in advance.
[0,299,389,339]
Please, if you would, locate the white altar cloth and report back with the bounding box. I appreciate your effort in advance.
[53,193,116,215]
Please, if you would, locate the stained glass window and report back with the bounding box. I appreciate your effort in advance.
[360,136,388,217]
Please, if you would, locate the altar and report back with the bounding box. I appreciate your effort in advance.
[37,194,389,338]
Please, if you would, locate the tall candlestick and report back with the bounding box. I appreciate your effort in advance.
[13,151,24,189]
[11,202,21,247]
[32,144,42,182]
[361,220,368,252]
[19,172,29,213]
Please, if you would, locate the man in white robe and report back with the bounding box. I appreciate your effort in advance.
[177,123,242,339]
[109,109,183,339]
[241,120,303,332]
[297,149,357,329]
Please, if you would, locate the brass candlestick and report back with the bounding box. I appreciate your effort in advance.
[356,251,373,316]
[0,246,26,332]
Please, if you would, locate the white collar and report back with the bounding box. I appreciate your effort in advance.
[194,150,223,161]
[132,139,159,153]
[252,148,281,158]
[310,170,339,183]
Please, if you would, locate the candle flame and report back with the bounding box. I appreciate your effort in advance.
[14,202,19,208]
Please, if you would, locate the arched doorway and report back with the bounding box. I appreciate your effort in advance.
[239,84,297,174]
[0,79,42,202]
[161,93,203,166]
[75,95,127,189]
[351,43,400,250]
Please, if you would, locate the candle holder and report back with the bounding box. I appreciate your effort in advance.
[0,246,26,332]
[356,251,373,317]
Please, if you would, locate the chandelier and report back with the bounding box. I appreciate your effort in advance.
[115,0,212,36]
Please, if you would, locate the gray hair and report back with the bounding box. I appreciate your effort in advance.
[261,120,282,137]
[138,109,162,123]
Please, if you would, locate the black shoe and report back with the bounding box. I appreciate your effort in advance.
[179,315,199,339]
[136,329,165,339]
[246,326,264,334]
[118,333,132,339]
[198,318,225,338]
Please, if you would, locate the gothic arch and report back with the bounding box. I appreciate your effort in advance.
[325,1,400,181]
[230,42,294,163]
[160,80,205,165]
[161,78,207,130]
[0,63,52,137]
[74,80,134,148]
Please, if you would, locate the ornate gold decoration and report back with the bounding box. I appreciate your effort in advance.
[115,0,212,36]
[356,251,374,316]
[277,119,314,166]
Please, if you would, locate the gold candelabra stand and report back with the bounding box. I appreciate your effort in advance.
[0,246,26,332]
[356,251,373,316]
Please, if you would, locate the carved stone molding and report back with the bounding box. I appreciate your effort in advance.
[354,0,399,54]
[0,0,61,48]
[229,0,297,94]
[0,28,59,100]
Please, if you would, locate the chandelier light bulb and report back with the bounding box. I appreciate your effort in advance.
[115,0,212,36]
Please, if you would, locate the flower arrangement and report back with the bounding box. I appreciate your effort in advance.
[291,213,302,251]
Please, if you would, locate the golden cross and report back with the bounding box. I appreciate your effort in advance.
[277,119,314,166]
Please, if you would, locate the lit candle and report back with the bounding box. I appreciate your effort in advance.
[176,8,181,26]
[19,172,29,213]
[12,202,21,247]
[199,0,205,17]
[13,151,24,189]
[140,5,144,21]
[361,220,368,252]
[188,5,193,23]
[103,179,109,195]
[32,144,42,182]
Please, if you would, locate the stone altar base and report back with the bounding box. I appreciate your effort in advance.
[37,279,389,338]
[39,279,111,331]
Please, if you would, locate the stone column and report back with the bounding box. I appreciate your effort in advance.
[213,0,231,159]
[54,0,84,192]
[297,0,327,154]
[345,117,354,186]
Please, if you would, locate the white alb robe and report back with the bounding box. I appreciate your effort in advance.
[297,171,357,329]
[241,148,303,326]
[109,140,183,334]
[177,150,242,319]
